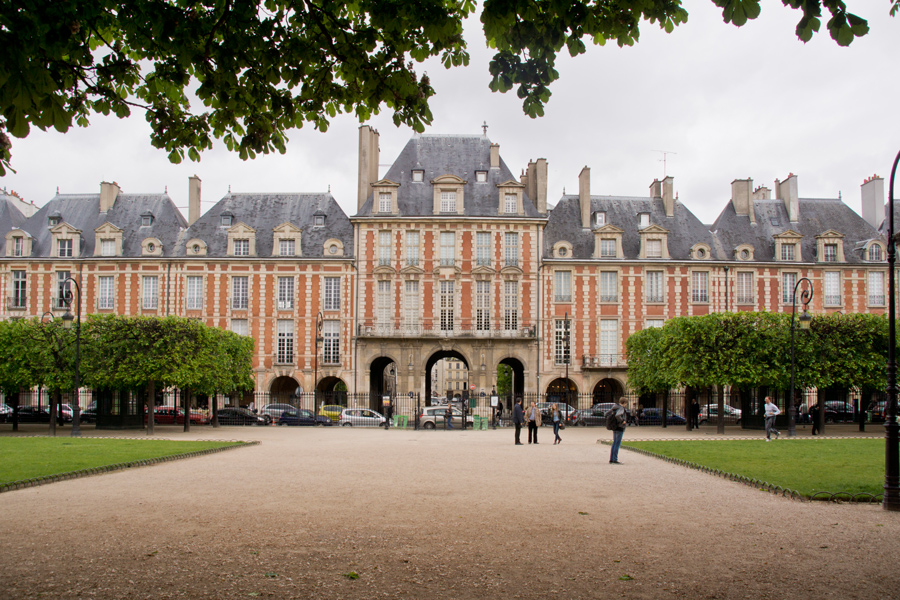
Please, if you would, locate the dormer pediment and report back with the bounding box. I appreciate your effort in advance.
[639,224,669,235]
[228,222,256,235]
[596,224,624,235]
[273,222,302,234]
[774,229,803,240]
[51,222,82,236]
[372,179,400,188]
[94,222,123,235]
[815,229,845,239]
[497,179,525,189]
[431,174,467,185]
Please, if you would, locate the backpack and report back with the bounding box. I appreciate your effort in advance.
[605,407,620,430]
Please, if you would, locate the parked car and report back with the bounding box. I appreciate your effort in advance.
[824,401,855,423]
[338,408,386,427]
[15,406,54,423]
[418,406,474,429]
[216,407,271,426]
[638,408,686,426]
[277,408,332,426]
[80,406,98,423]
[319,404,345,422]
[698,404,742,424]
[259,403,296,421]
[572,408,607,427]
[0,403,13,422]
[591,402,617,414]
[146,406,210,425]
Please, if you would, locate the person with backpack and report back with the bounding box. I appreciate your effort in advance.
[605,399,628,464]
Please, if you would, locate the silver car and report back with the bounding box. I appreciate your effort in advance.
[260,403,296,421]
[338,408,386,427]
[418,406,473,429]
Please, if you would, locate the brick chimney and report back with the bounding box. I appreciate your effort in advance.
[578,166,590,228]
[861,174,884,229]
[731,178,755,223]
[99,181,120,212]
[777,174,799,222]
[531,158,548,214]
[649,179,662,199]
[490,144,500,169]
[188,175,201,226]
[662,176,675,218]
[357,125,380,211]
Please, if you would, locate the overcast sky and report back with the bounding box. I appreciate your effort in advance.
[2,1,899,225]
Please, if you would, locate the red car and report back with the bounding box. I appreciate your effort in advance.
[146,407,210,425]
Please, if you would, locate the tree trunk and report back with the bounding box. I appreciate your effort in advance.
[49,390,58,436]
[717,385,725,435]
[183,388,191,432]
[662,391,668,428]
[146,381,155,436]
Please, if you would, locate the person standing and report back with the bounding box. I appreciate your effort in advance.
[445,406,453,430]
[526,401,542,444]
[513,399,524,445]
[494,401,503,428]
[605,399,627,464]
[810,401,821,436]
[764,396,781,441]
[690,398,701,429]
[551,403,562,445]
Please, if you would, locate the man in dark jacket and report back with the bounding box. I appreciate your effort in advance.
[605,399,628,464]
[513,399,525,445]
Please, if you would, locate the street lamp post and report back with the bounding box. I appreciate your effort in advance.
[788,277,813,438]
[313,311,323,416]
[60,277,82,437]
[564,311,571,411]
[884,150,900,511]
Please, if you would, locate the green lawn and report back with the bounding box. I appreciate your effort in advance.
[623,439,885,498]
[0,438,247,486]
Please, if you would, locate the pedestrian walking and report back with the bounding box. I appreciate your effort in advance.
[810,401,821,436]
[494,401,503,428]
[605,399,628,464]
[764,396,781,441]
[445,406,453,430]
[690,398,701,429]
[551,403,562,445]
[526,401,541,444]
[513,399,525,445]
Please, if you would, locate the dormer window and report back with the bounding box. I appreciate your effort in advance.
[379,193,392,213]
[13,237,23,257]
[594,212,606,227]
[781,244,796,261]
[141,213,153,227]
[639,213,650,229]
[476,171,487,183]
[869,243,884,261]
[221,213,233,227]
[646,239,662,258]
[234,239,250,256]
[315,215,325,227]
[280,239,295,256]
[412,170,424,182]
[101,239,115,256]
[775,231,803,262]
[58,239,73,257]
[600,239,616,257]
[504,194,517,214]
[440,191,457,213]
[48,216,60,227]
[823,243,837,262]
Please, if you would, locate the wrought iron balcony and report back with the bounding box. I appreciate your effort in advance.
[357,319,536,339]
[581,354,627,369]
[7,296,27,310]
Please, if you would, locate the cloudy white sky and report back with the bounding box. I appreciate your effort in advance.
[2,1,899,225]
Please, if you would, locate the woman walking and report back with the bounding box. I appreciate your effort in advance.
[551,403,563,445]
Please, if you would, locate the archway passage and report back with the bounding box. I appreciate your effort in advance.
[270,376,301,395]
[592,378,624,406]
[368,356,399,411]
[425,350,469,406]
[496,357,525,413]
[316,376,348,407]
[546,377,579,409]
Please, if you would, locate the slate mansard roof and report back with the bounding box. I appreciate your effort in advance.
[357,135,544,218]
[0,195,28,252]
[543,194,718,260]
[175,192,353,258]
[19,192,186,258]
[712,197,881,263]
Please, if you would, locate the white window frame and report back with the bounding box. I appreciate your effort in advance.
[406,231,419,267]
[276,320,294,364]
[736,271,754,305]
[376,280,392,327]
[11,270,26,308]
[476,232,491,267]
[781,244,796,261]
[869,271,885,306]
[323,320,340,364]
[600,319,618,364]
[56,271,70,309]
[279,239,295,257]
[232,276,249,310]
[378,192,392,213]
[554,271,572,303]
[554,319,571,365]
[475,280,490,331]
[13,237,24,257]
[823,243,838,262]
[600,272,617,303]
[691,271,709,303]
[404,280,419,330]
[142,276,159,310]
[440,232,455,267]
[503,280,518,331]
[100,239,115,257]
[824,271,841,306]
[782,272,798,305]
[600,238,616,258]
[379,231,392,267]
[234,238,250,256]
[646,239,662,259]
[186,276,203,310]
[504,193,517,214]
[324,277,340,311]
[98,276,114,310]
[646,271,663,303]
[504,232,518,267]
[277,277,294,310]
[440,280,455,331]
[646,319,664,329]
[58,238,73,258]
[231,319,248,336]
[440,191,456,213]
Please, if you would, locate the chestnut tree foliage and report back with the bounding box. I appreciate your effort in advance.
[0,0,886,175]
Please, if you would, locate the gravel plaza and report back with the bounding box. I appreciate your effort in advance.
[0,423,897,599]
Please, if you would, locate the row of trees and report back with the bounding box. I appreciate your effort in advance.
[0,315,255,431]
[626,311,888,395]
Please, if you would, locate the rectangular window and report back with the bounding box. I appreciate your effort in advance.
[378,231,391,267]
[56,271,70,309]
[504,232,518,267]
[11,270,26,308]
[646,319,664,329]
[554,271,572,303]
[736,272,754,304]
[323,277,340,311]
[184,276,203,310]
[231,319,248,336]
[869,271,886,306]
[600,272,618,303]
[142,276,158,309]
[13,237,23,257]
[600,319,617,364]
[58,239,73,257]
[277,277,294,310]
[782,272,797,304]
[781,243,796,261]
[475,280,490,331]
[98,276,114,310]
[595,212,606,226]
[101,239,115,257]
[232,276,249,309]
[379,192,392,213]
[440,232,455,266]
[823,243,838,262]
[646,271,663,303]
[279,239,295,257]
[476,232,491,266]
[440,280,455,331]
[276,320,294,364]
[639,214,650,229]
[503,280,518,331]
[323,320,340,364]
[440,191,456,213]
[412,170,424,182]
[646,239,662,258]
[504,194,517,214]
[691,271,709,303]
[824,271,841,306]
[234,239,250,256]
[600,239,616,258]
[404,280,419,330]
[376,280,391,327]
[406,231,419,266]
[554,320,571,365]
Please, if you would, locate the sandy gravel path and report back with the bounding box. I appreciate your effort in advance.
[0,424,897,599]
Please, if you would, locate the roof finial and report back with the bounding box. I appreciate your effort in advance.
[481,121,488,136]
[228,184,231,193]
[328,184,331,193]
[164,185,168,193]
[56,186,59,195]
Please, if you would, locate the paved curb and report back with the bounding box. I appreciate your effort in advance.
[0,439,259,494]
[600,439,884,504]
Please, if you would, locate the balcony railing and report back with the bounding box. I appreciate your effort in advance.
[7,296,27,310]
[582,354,627,368]
[357,319,535,339]
[870,294,886,306]
[277,300,294,310]
[439,258,456,267]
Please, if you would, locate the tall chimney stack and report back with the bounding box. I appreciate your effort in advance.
[861,175,884,229]
[779,174,799,222]
[188,175,201,226]
[578,167,590,228]
[357,125,380,211]
[662,176,675,218]
[99,181,120,213]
